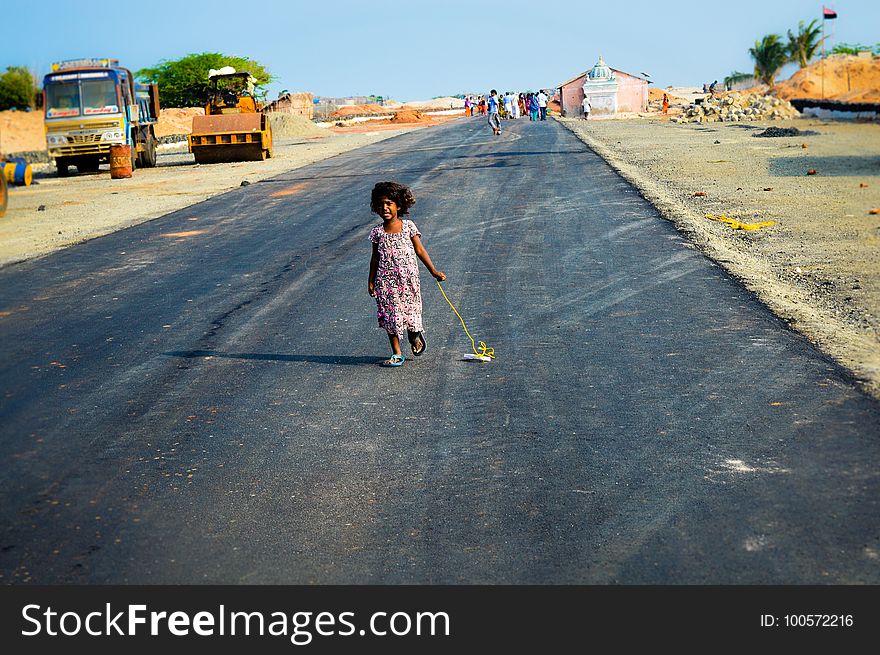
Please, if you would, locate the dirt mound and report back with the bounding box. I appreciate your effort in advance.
[155,107,204,137]
[390,110,427,123]
[267,112,328,138]
[403,97,464,110]
[0,110,45,155]
[649,88,688,104]
[330,104,389,117]
[753,126,819,138]
[775,54,880,103]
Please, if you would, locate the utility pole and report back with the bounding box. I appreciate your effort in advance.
[821,13,826,100]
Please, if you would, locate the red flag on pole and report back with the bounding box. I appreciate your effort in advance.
[823,7,838,19]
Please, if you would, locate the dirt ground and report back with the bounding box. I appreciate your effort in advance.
[775,54,880,103]
[0,126,433,268]
[328,111,461,133]
[0,110,43,155]
[558,114,880,397]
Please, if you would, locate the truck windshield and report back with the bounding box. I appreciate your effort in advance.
[45,83,81,118]
[82,79,119,115]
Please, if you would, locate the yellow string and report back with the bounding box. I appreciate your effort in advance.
[436,281,495,359]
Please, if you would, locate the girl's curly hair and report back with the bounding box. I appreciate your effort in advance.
[370,181,415,216]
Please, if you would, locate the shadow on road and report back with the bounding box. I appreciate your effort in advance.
[166,349,382,366]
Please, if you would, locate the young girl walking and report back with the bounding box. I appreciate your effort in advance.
[368,181,445,367]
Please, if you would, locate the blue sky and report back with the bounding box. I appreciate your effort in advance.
[3,0,877,101]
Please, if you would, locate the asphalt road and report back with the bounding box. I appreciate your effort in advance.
[1,116,878,584]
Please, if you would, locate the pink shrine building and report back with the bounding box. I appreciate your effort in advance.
[557,56,649,118]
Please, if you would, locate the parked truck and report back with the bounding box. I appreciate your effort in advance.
[43,58,160,176]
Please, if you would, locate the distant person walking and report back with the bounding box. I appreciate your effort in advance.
[368,181,445,367]
[661,93,669,114]
[464,96,472,116]
[536,89,548,120]
[527,93,539,121]
[502,92,514,119]
[582,96,591,119]
[709,80,718,95]
[487,89,501,135]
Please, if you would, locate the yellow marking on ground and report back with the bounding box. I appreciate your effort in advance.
[0,305,30,317]
[270,182,309,197]
[705,214,776,231]
[159,230,207,238]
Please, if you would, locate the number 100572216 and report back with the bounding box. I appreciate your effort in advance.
[761,615,854,627]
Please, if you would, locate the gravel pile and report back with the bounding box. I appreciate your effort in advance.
[752,126,819,138]
[671,92,800,124]
[267,112,328,138]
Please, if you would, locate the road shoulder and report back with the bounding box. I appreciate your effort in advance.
[557,115,880,399]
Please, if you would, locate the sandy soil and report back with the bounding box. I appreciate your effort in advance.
[327,112,462,133]
[775,54,880,103]
[0,110,44,155]
[0,127,430,268]
[557,115,880,397]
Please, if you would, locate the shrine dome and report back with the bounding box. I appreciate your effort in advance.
[587,56,614,81]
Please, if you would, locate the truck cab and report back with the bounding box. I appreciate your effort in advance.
[43,58,160,176]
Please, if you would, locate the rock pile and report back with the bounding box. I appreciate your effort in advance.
[671,92,800,124]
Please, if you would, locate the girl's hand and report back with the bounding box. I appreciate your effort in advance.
[368,281,375,297]
[433,271,446,282]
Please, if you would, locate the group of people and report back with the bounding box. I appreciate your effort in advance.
[475,89,550,135]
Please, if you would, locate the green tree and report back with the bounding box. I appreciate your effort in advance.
[136,53,273,108]
[787,20,822,68]
[0,66,35,111]
[831,42,880,56]
[749,34,789,88]
[724,71,754,89]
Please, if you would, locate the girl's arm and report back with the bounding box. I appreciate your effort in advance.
[368,242,379,296]
[411,235,446,281]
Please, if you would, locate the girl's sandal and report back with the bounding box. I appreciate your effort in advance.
[409,332,426,356]
[382,354,405,367]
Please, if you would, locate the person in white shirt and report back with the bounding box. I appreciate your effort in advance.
[582,97,591,119]
[502,92,514,119]
[536,90,548,120]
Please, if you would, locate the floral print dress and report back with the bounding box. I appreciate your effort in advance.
[369,220,423,337]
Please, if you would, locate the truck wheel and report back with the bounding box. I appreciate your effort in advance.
[56,158,71,177]
[142,130,157,168]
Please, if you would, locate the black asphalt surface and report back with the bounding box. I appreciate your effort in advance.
[1,116,878,584]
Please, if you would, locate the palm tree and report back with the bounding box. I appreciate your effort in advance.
[724,71,754,90]
[749,34,789,88]
[787,20,822,68]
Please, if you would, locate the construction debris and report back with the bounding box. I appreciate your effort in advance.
[705,214,777,231]
[671,92,800,124]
